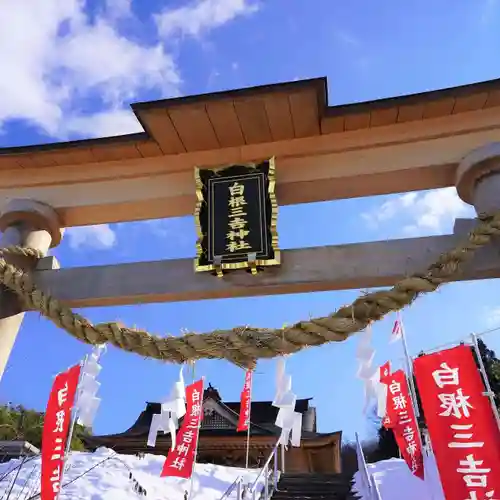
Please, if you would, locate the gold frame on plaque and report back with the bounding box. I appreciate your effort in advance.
[194,157,280,274]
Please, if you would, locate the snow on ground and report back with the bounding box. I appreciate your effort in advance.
[353,455,445,500]
[0,447,262,500]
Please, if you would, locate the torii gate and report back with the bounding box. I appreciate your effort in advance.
[1,76,500,379]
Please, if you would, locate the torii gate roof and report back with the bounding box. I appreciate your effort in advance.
[0,76,499,227]
[1,76,500,165]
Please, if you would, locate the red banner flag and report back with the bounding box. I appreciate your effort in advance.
[390,319,403,343]
[237,370,252,432]
[379,361,391,383]
[161,379,204,479]
[41,364,81,500]
[414,345,500,500]
[384,369,424,480]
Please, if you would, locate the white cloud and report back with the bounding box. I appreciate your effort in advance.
[143,219,174,238]
[0,0,181,137]
[334,30,361,48]
[485,306,500,327]
[0,0,257,140]
[0,0,179,138]
[104,0,132,20]
[126,217,194,241]
[156,0,259,38]
[56,21,180,105]
[481,0,498,24]
[67,224,117,250]
[62,108,143,139]
[362,188,474,236]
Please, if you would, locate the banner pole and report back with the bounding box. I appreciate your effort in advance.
[245,372,253,470]
[399,314,420,418]
[471,333,500,432]
[188,376,204,500]
[245,426,251,470]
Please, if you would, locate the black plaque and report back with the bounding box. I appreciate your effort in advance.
[194,158,280,274]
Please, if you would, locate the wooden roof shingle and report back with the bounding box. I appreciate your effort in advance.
[2,76,500,169]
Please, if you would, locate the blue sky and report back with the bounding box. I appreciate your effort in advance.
[2,0,500,444]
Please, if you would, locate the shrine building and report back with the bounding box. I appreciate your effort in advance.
[83,385,342,473]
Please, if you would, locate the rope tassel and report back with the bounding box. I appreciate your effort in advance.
[1,212,499,368]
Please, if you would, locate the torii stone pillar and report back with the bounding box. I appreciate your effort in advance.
[456,142,500,215]
[0,199,63,382]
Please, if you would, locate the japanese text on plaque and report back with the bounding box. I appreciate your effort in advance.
[226,181,251,253]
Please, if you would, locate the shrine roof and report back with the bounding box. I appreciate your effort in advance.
[142,397,312,429]
[1,76,500,170]
[83,394,315,446]
[223,399,311,425]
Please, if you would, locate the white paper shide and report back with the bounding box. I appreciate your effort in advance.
[148,367,186,450]
[76,344,105,428]
[272,358,302,448]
